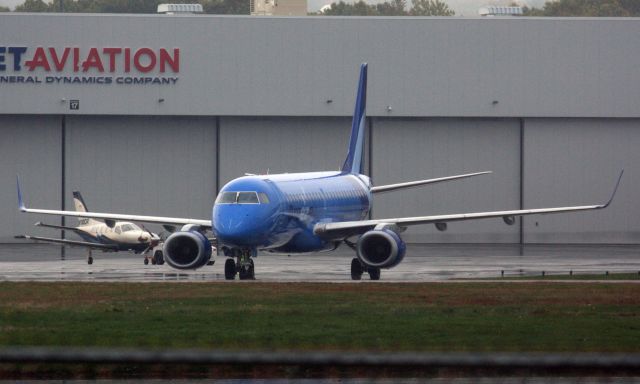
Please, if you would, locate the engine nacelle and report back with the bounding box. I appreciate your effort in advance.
[356,228,406,269]
[163,230,212,270]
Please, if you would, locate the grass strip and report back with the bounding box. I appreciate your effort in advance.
[1,282,639,352]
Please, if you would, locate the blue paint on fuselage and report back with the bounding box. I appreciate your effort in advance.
[212,171,371,253]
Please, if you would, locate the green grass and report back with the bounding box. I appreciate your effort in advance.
[496,272,640,280]
[1,282,639,352]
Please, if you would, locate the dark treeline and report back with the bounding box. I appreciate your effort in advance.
[320,0,454,16]
[524,0,640,16]
[7,0,640,16]
[12,0,248,14]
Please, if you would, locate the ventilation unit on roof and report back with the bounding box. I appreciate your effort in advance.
[157,4,204,14]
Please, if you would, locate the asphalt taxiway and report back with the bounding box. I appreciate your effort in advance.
[1,244,639,282]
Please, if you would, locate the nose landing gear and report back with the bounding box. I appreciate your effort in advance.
[224,248,256,280]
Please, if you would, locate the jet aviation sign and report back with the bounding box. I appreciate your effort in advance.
[0,46,180,85]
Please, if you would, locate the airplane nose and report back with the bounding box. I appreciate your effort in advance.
[214,207,273,246]
[216,217,261,245]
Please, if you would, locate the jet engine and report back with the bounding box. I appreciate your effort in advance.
[163,228,212,270]
[356,228,406,269]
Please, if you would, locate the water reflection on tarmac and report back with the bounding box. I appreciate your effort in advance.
[1,243,639,282]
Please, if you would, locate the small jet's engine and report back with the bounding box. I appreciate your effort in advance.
[356,228,406,269]
[163,227,212,270]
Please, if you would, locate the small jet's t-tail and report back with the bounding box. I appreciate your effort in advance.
[73,191,100,226]
[341,63,367,175]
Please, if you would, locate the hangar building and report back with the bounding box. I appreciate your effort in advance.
[1,14,639,246]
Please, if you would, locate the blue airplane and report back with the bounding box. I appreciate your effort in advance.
[17,63,622,280]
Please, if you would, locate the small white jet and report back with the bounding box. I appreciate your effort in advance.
[15,191,163,265]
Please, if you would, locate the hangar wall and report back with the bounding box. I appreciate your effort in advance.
[523,118,640,244]
[2,114,637,244]
[0,116,62,243]
[1,15,639,245]
[0,15,639,118]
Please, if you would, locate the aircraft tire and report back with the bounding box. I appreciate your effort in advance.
[247,259,255,280]
[144,258,149,265]
[87,256,93,265]
[224,258,236,280]
[368,267,381,281]
[350,258,363,280]
[154,251,164,265]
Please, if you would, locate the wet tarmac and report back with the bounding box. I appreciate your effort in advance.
[1,243,639,282]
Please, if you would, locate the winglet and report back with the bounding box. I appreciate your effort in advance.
[603,169,624,208]
[16,175,26,212]
[341,63,367,175]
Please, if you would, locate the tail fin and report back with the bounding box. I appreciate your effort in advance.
[73,191,99,226]
[341,63,367,175]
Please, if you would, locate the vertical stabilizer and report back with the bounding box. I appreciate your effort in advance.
[73,191,100,226]
[341,63,367,175]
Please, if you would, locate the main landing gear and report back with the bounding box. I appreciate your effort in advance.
[224,248,256,280]
[350,258,380,281]
[87,250,93,265]
[143,250,165,266]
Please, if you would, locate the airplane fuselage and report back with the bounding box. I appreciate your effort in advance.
[74,222,154,252]
[213,171,372,253]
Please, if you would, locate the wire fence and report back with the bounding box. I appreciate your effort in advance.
[2,347,640,378]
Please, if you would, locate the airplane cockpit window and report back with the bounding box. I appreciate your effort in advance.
[237,192,259,204]
[120,224,136,232]
[217,192,238,204]
[258,192,270,204]
[216,191,261,204]
[115,226,122,235]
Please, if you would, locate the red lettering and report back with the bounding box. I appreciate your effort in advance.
[24,47,51,71]
[102,47,122,72]
[133,48,156,73]
[48,47,70,71]
[124,48,131,72]
[159,48,179,73]
[73,47,80,71]
[82,48,104,72]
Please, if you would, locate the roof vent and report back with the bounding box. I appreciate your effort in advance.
[157,3,204,14]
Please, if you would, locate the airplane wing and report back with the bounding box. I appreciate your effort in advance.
[371,171,492,194]
[17,178,212,229]
[14,235,120,251]
[315,170,623,240]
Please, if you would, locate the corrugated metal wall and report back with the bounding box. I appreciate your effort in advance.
[1,115,639,244]
[64,116,217,233]
[523,118,640,243]
[0,116,62,242]
[372,118,520,243]
[1,15,639,118]
[218,117,351,185]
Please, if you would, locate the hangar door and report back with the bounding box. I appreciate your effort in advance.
[218,117,352,186]
[372,118,521,244]
[0,116,62,243]
[523,118,640,244]
[65,116,217,232]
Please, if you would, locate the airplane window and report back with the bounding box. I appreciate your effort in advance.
[121,224,134,232]
[115,226,121,235]
[258,192,270,204]
[216,192,238,204]
[237,192,259,204]
[216,191,260,204]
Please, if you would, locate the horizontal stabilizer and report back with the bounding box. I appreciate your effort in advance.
[371,171,492,194]
[34,222,81,232]
[14,234,119,251]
